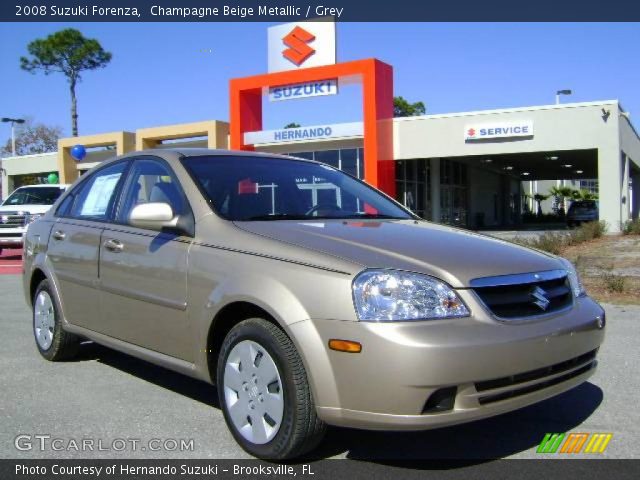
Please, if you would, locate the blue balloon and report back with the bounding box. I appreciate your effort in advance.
[71,144,86,161]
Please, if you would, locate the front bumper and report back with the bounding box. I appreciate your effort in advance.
[291,294,605,430]
[0,233,24,248]
[0,225,26,248]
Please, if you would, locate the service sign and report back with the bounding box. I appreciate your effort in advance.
[268,79,338,102]
[245,122,363,145]
[465,121,534,141]
[268,20,336,72]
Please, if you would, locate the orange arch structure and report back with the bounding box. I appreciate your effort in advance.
[229,58,395,197]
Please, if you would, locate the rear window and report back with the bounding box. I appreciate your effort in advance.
[571,201,597,209]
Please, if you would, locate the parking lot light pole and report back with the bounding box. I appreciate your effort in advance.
[555,89,572,105]
[1,117,26,156]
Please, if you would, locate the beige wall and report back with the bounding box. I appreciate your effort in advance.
[53,121,230,184]
[57,131,136,184]
[136,120,229,151]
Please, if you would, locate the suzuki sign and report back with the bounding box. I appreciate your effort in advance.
[268,79,338,102]
[465,121,534,141]
[268,20,336,72]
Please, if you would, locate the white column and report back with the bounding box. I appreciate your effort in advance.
[528,180,534,212]
[430,158,440,223]
[598,146,624,233]
[1,171,8,200]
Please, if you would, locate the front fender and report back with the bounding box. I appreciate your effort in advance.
[22,221,54,306]
[192,271,312,377]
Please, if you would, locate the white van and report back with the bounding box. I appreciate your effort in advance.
[0,184,68,254]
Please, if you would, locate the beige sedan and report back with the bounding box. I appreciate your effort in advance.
[23,149,605,459]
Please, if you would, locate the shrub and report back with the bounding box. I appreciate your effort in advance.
[513,232,566,255]
[623,219,640,235]
[531,232,566,254]
[567,221,607,245]
[603,273,625,293]
[511,221,607,255]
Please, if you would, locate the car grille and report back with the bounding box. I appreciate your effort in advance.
[475,349,598,405]
[0,212,26,229]
[470,270,573,319]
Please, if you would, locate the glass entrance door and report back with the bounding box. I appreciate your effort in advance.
[395,159,430,219]
[440,160,468,226]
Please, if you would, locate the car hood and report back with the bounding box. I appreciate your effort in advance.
[234,219,562,288]
[0,205,51,214]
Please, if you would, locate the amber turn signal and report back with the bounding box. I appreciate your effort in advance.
[328,339,362,353]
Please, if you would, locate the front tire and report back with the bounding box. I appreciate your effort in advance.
[33,279,79,361]
[217,318,326,460]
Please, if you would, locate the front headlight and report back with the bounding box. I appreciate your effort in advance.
[559,257,586,298]
[352,269,469,321]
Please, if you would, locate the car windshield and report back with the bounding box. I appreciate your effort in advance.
[181,155,413,221]
[2,187,63,206]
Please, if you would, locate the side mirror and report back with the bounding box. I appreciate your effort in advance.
[129,202,177,231]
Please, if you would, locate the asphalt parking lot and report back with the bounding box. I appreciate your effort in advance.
[0,273,638,462]
[0,248,22,275]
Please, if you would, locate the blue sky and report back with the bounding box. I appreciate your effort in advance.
[1,22,639,138]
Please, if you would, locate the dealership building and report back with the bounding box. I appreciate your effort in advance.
[2,98,638,231]
[2,22,639,232]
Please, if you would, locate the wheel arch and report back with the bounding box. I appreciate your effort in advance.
[205,301,280,383]
[29,268,48,306]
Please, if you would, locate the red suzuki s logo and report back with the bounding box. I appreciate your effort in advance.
[282,26,316,66]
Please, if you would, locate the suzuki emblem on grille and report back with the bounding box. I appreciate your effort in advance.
[1,215,8,224]
[531,286,550,311]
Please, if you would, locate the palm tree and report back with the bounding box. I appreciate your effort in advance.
[571,188,599,201]
[533,193,549,216]
[549,186,574,215]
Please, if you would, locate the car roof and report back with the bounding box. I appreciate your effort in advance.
[114,148,320,165]
[16,184,69,188]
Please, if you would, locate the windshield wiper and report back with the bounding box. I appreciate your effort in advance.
[242,213,410,221]
[242,214,309,221]
[341,213,408,220]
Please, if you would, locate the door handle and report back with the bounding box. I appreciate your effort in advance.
[103,239,123,253]
[52,230,65,241]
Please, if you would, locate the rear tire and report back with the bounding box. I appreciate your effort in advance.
[33,279,79,361]
[217,318,326,460]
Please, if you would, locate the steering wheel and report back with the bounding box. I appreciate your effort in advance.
[305,203,342,217]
